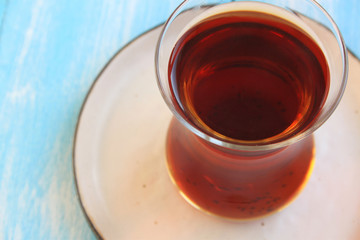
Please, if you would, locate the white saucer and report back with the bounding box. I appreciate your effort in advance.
[73,25,360,240]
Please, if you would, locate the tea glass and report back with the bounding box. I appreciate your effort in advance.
[155,0,347,219]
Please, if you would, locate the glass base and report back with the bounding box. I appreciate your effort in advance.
[166,118,315,220]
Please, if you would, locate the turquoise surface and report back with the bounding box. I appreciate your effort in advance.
[0,0,358,239]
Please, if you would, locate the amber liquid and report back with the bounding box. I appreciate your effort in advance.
[166,10,329,219]
[167,119,314,219]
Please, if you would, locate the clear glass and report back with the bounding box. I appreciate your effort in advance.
[155,0,347,219]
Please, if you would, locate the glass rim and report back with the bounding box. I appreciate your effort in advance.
[155,0,348,151]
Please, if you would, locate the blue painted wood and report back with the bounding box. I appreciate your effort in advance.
[317,0,360,57]
[0,0,358,239]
